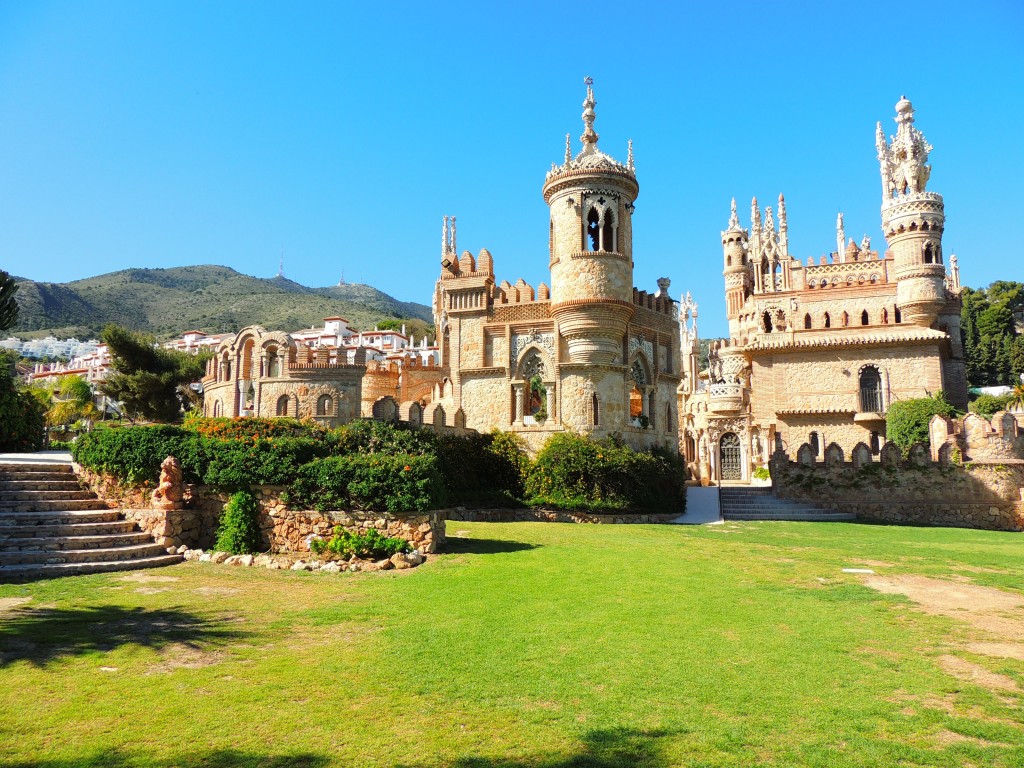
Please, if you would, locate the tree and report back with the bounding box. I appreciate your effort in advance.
[0,270,18,331]
[961,281,1024,387]
[0,367,45,451]
[41,376,99,429]
[99,325,211,423]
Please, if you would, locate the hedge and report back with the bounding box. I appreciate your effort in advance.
[285,453,445,513]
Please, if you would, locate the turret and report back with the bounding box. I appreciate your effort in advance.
[542,78,638,365]
[721,198,749,320]
[877,96,946,326]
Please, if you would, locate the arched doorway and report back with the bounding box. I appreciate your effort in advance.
[720,432,742,481]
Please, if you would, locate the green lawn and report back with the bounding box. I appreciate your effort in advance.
[1,520,1023,767]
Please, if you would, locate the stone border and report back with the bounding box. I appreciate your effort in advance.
[446,508,681,524]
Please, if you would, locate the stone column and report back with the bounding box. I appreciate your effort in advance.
[513,385,523,426]
[546,384,555,421]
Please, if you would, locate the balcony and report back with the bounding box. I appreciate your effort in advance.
[709,383,744,413]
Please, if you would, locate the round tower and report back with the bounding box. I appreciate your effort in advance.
[877,96,947,326]
[542,79,638,365]
[721,198,749,321]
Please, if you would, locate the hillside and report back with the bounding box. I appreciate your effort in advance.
[10,265,434,341]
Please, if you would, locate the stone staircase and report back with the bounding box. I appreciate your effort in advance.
[719,486,856,522]
[0,462,181,581]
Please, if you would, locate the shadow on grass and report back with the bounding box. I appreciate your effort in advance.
[0,605,245,667]
[4,748,327,767]
[410,727,676,768]
[441,536,539,556]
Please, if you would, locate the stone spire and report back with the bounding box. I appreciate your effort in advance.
[777,193,788,256]
[726,198,741,232]
[836,212,845,263]
[627,139,634,172]
[564,133,572,164]
[877,95,933,201]
[580,76,599,150]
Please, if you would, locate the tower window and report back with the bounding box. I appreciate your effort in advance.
[923,243,933,263]
[602,210,615,253]
[841,311,849,327]
[882,308,889,324]
[824,312,831,328]
[894,306,902,323]
[861,309,869,325]
[592,393,600,426]
[859,366,883,413]
[586,207,601,251]
[317,395,333,416]
[804,313,812,329]
[762,311,773,333]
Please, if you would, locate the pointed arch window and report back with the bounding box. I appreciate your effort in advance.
[823,312,831,328]
[804,313,812,330]
[602,210,615,253]
[894,306,902,324]
[923,243,934,264]
[859,366,883,413]
[841,311,849,327]
[276,395,290,417]
[861,310,869,326]
[762,311,773,333]
[882,308,889,324]
[317,395,333,416]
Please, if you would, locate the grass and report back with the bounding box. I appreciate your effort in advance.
[1,520,1023,767]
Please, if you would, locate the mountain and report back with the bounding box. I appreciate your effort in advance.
[10,265,434,341]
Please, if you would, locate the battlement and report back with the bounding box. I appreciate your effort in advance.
[930,411,1024,463]
[631,288,675,316]
[441,248,495,280]
[495,279,551,305]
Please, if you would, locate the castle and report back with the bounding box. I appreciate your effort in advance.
[431,80,680,451]
[679,96,968,484]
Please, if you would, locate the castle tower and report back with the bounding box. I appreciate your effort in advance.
[542,78,638,365]
[877,96,947,326]
[721,198,749,321]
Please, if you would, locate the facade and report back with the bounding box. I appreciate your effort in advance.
[433,81,680,452]
[680,97,968,484]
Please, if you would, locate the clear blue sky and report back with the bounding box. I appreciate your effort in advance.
[1,1,1021,338]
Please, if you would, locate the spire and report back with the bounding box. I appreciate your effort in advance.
[727,198,740,230]
[580,76,599,150]
[564,133,572,164]
[450,215,456,254]
[836,212,845,263]
[777,193,788,255]
[878,95,933,201]
[442,216,449,256]
[627,139,634,171]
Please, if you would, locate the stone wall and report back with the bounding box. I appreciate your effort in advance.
[769,445,1024,532]
[77,469,445,554]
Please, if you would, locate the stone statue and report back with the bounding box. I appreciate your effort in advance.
[152,456,185,511]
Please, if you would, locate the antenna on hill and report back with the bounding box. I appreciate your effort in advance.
[338,270,346,286]
[278,250,285,278]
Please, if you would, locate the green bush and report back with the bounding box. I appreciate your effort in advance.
[47,439,74,451]
[968,393,1013,417]
[0,368,46,452]
[885,393,957,451]
[434,431,529,506]
[286,453,445,513]
[184,414,327,441]
[72,425,197,484]
[326,419,437,457]
[214,490,263,554]
[200,436,324,490]
[525,433,686,514]
[752,466,771,481]
[309,526,410,560]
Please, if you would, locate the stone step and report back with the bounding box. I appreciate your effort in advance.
[0,463,74,475]
[0,479,86,492]
[0,489,97,502]
[0,555,183,582]
[0,520,137,538]
[0,532,155,552]
[0,499,110,513]
[0,542,170,566]
[723,511,856,522]
[0,509,123,526]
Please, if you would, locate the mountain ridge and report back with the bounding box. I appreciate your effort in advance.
[10,265,434,341]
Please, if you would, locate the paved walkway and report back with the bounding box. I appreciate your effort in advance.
[0,451,74,465]
[672,486,723,525]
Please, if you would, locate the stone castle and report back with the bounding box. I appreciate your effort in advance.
[431,79,680,451]
[679,96,969,484]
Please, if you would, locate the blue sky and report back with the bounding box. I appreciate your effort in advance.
[0,1,1021,338]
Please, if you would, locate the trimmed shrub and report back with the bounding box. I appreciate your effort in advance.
[434,431,529,506]
[326,419,437,457]
[214,490,263,554]
[886,393,957,451]
[310,526,410,560]
[968,393,1013,418]
[0,368,46,452]
[200,436,324,490]
[184,414,326,442]
[286,453,445,513]
[72,425,197,484]
[525,433,686,514]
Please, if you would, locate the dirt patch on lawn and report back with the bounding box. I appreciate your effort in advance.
[937,655,1019,692]
[120,573,179,584]
[193,587,240,596]
[0,598,32,612]
[147,642,225,674]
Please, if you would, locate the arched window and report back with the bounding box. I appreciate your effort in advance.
[823,312,831,328]
[317,395,333,416]
[221,355,231,381]
[894,306,902,324]
[591,393,600,426]
[762,311,773,333]
[859,366,883,413]
[602,210,615,253]
[881,308,889,324]
[266,347,281,378]
[213,401,222,417]
[870,430,881,455]
[276,395,290,416]
[861,309,869,326]
[841,311,849,327]
[804,313,812,329]
[809,431,820,456]
[923,243,933,263]
[586,207,601,251]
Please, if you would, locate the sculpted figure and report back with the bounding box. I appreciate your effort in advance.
[152,456,185,510]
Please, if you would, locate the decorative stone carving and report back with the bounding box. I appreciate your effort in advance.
[152,456,184,511]
[510,330,555,366]
[628,335,654,364]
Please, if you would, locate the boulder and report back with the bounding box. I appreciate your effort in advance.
[210,552,230,564]
[390,553,413,570]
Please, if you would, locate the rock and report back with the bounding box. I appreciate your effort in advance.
[211,552,230,564]
[199,553,212,563]
[224,555,241,566]
[266,561,281,570]
[390,553,413,570]
[406,551,424,566]
[166,546,179,555]
[238,554,254,567]
[321,562,341,574]
[290,560,308,571]
[176,545,189,555]
[254,554,273,567]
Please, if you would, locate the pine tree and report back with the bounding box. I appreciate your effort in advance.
[0,271,18,331]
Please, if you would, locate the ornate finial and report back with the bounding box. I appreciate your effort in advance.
[878,96,932,201]
[836,212,845,263]
[750,197,760,227]
[450,216,456,255]
[564,133,572,164]
[727,198,740,230]
[442,216,449,255]
[777,194,787,227]
[627,139,634,171]
[763,205,775,233]
[581,75,599,148]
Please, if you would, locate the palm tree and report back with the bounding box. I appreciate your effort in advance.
[1009,381,1024,413]
[44,377,99,431]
